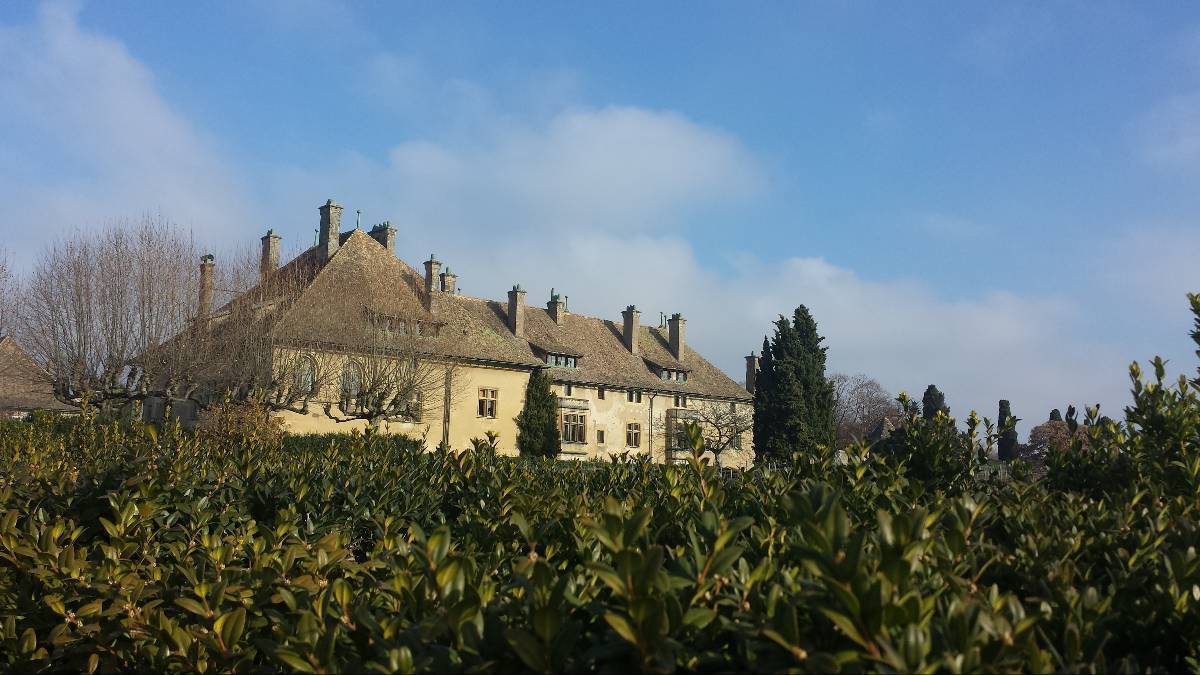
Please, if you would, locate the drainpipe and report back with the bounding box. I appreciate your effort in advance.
[648,392,656,463]
[441,368,452,448]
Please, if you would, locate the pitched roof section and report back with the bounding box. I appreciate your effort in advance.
[0,336,75,413]
[262,229,752,402]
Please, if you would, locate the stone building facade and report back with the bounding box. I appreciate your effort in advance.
[198,199,757,466]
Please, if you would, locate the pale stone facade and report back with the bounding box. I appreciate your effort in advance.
[198,198,757,467]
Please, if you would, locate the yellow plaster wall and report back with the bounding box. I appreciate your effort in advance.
[270,352,753,468]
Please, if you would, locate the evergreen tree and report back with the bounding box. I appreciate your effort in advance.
[516,368,560,457]
[998,399,1019,461]
[1190,293,1200,387]
[921,385,948,420]
[753,306,834,459]
[1049,408,1063,422]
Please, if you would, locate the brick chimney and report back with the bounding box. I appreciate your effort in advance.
[547,289,565,326]
[198,254,214,322]
[368,221,396,253]
[423,254,441,296]
[668,312,686,359]
[439,267,457,294]
[745,352,759,394]
[507,284,526,337]
[318,199,343,262]
[260,229,281,280]
[621,305,640,354]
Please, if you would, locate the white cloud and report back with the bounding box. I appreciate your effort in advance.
[0,6,1177,438]
[0,1,255,263]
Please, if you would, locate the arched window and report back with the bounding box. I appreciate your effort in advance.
[340,361,363,400]
[293,357,317,397]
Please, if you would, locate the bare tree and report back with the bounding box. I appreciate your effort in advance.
[830,373,900,447]
[175,243,333,415]
[320,313,455,429]
[652,399,753,466]
[0,247,12,339]
[1025,420,1090,462]
[16,217,199,413]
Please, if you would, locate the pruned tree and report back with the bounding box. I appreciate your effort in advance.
[320,328,451,429]
[654,399,753,466]
[16,217,200,414]
[145,240,333,417]
[830,373,900,447]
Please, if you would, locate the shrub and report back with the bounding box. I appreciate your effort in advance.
[1,299,1199,672]
[194,397,284,450]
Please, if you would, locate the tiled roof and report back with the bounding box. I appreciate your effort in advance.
[256,230,752,402]
[0,336,75,413]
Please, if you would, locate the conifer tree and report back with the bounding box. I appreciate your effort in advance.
[998,399,1019,461]
[753,306,834,459]
[1049,408,1063,422]
[516,367,560,457]
[921,385,948,420]
[1190,292,1200,387]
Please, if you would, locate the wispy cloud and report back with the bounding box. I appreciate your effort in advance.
[0,1,256,261]
[0,3,1185,435]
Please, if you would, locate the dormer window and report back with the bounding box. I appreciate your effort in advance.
[547,353,578,368]
[660,369,688,382]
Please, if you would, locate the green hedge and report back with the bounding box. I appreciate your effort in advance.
[1,351,1199,672]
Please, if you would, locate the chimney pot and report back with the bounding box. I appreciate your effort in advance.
[507,284,527,337]
[621,305,641,354]
[547,289,565,325]
[368,222,397,254]
[440,267,457,294]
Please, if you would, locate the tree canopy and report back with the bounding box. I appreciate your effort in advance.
[921,384,949,420]
[516,367,560,457]
[753,306,834,459]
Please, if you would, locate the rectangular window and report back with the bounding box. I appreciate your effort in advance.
[598,387,606,400]
[565,383,573,396]
[626,390,642,403]
[597,429,606,445]
[626,423,641,448]
[674,394,688,408]
[680,372,688,382]
[562,412,586,444]
[478,388,497,418]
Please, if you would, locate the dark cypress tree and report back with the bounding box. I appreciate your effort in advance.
[753,306,834,459]
[1049,408,1063,422]
[516,367,560,457]
[921,385,948,420]
[1190,293,1200,387]
[998,399,1019,461]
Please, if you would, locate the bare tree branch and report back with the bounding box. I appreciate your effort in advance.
[830,372,900,448]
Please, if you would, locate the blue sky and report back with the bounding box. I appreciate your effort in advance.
[2,1,1199,432]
